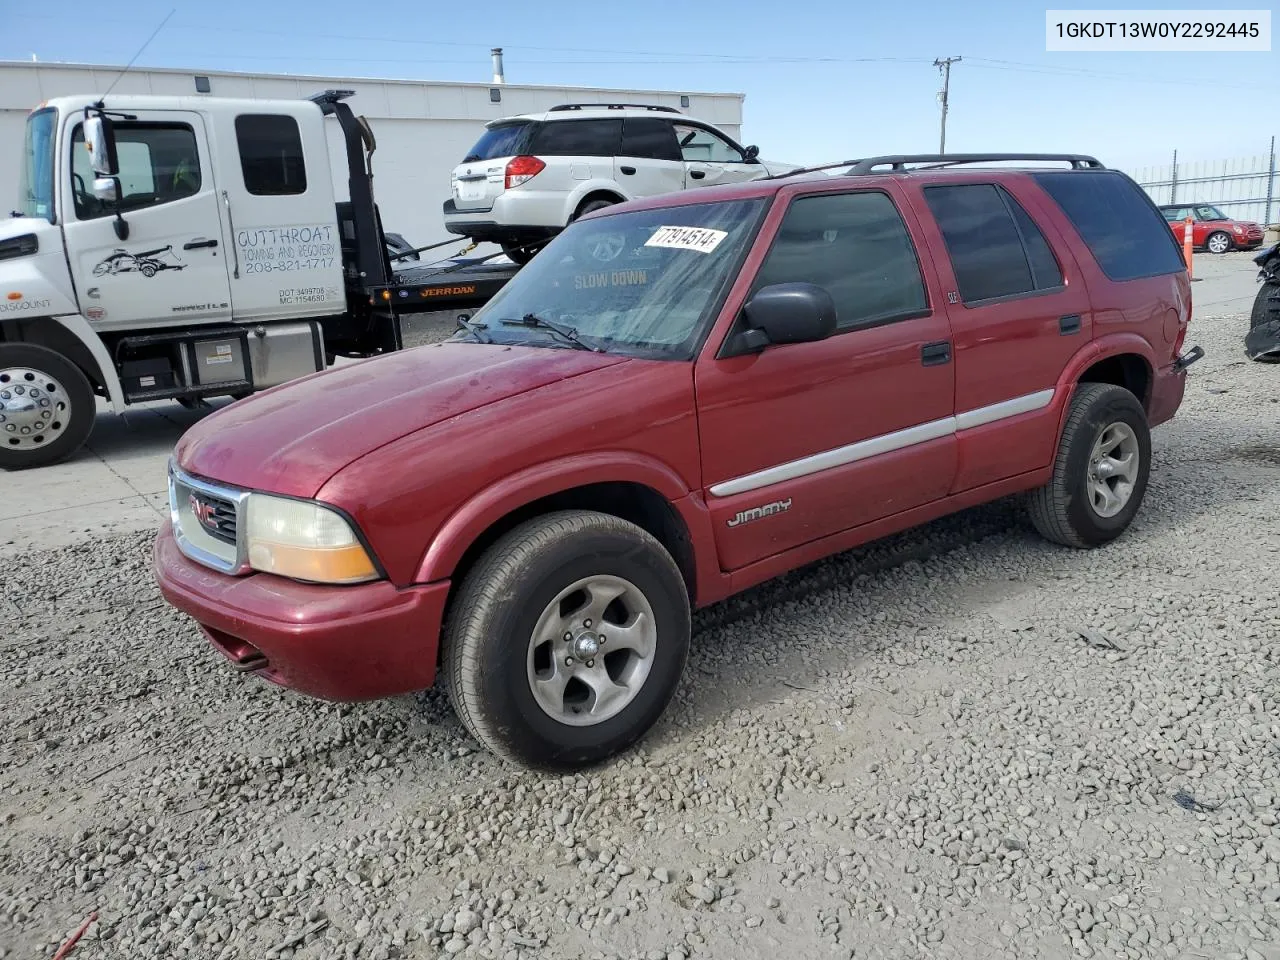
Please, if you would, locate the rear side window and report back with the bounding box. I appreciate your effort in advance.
[463,121,533,162]
[621,118,680,162]
[923,183,1062,304]
[1032,171,1185,281]
[235,115,306,196]
[753,191,928,331]
[530,119,622,157]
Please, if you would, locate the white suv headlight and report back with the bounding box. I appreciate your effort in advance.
[245,494,378,584]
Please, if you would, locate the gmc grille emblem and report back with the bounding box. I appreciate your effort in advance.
[188,494,218,530]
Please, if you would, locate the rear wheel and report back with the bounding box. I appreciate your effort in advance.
[0,343,95,470]
[501,242,540,266]
[1027,383,1151,548]
[443,510,691,769]
[1206,231,1232,254]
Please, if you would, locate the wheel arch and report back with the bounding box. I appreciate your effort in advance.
[0,314,124,412]
[416,454,702,604]
[563,184,629,223]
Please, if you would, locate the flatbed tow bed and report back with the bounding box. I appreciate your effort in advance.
[371,256,523,314]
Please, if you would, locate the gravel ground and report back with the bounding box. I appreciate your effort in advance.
[2,253,1278,960]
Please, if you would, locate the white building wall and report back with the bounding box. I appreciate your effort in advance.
[1,61,745,246]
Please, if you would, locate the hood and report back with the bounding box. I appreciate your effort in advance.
[756,158,803,177]
[175,342,627,498]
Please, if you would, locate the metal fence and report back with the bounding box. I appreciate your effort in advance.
[1126,137,1277,227]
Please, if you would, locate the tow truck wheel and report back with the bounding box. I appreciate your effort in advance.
[0,343,95,471]
[443,510,691,769]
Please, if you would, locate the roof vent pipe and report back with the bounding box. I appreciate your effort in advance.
[491,48,505,85]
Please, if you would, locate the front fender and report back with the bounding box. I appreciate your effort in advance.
[414,450,692,585]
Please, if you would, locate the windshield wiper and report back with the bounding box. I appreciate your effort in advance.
[500,314,604,352]
[454,316,492,343]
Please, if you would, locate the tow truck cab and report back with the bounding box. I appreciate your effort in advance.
[1,90,400,469]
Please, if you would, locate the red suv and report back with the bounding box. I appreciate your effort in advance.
[154,153,1203,769]
[1160,202,1265,254]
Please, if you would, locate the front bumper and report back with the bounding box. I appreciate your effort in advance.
[153,522,449,701]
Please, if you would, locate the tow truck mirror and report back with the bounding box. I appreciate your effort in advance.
[731,282,837,354]
[84,114,119,177]
[744,144,760,162]
[91,178,119,203]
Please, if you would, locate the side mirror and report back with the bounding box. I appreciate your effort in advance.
[731,282,837,354]
[92,177,119,203]
[84,114,119,177]
[743,144,760,162]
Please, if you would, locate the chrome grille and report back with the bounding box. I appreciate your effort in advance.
[168,460,250,574]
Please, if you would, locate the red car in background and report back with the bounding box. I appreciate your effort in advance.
[1159,203,1265,253]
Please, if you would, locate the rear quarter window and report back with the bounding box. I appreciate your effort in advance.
[530,119,623,157]
[1032,171,1184,282]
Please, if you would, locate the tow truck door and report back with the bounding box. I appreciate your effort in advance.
[62,110,232,328]
[211,107,347,325]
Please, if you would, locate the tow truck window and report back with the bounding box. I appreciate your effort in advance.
[70,122,201,221]
[235,114,307,196]
[20,108,56,222]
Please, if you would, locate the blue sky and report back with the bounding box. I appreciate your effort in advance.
[3,0,1275,169]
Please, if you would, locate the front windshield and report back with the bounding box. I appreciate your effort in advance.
[463,197,767,359]
[19,108,57,222]
[1195,204,1227,221]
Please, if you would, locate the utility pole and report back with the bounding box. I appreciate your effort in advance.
[933,56,961,154]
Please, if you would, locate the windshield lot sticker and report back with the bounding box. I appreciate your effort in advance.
[573,269,649,290]
[237,224,337,275]
[644,226,728,254]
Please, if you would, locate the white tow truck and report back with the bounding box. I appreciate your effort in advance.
[1,89,521,470]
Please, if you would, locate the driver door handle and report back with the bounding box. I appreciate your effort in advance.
[689,169,706,180]
[184,238,218,250]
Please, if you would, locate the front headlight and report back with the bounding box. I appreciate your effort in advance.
[245,494,379,584]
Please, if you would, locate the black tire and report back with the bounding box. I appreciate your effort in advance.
[573,197,617,221]
[0,343,96,471]
[1250,282,1279,329]
[140,263,158,277]
[500,242,538,266]
[1027,383,1152,548]
[1206,230,1233,255]
[443,510,691,769]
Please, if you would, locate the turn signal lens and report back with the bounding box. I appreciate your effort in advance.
[245,495,378,585]
[505,155,545,189]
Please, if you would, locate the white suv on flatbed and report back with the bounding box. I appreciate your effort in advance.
[442,103,796,263]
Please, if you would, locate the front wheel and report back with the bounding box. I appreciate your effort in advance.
[0,343,96,470]
[1206,231,1232,254]
[443,510,691,769]
[1027,383,1151,548]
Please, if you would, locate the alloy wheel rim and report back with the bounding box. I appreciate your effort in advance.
[1209,233,1230,253]
[526,574,657,726]
[0,367,71,450]
[1087,421,1140,518]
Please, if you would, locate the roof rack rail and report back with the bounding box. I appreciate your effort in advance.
[846,153,1105,174]
[548,102,681,113]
